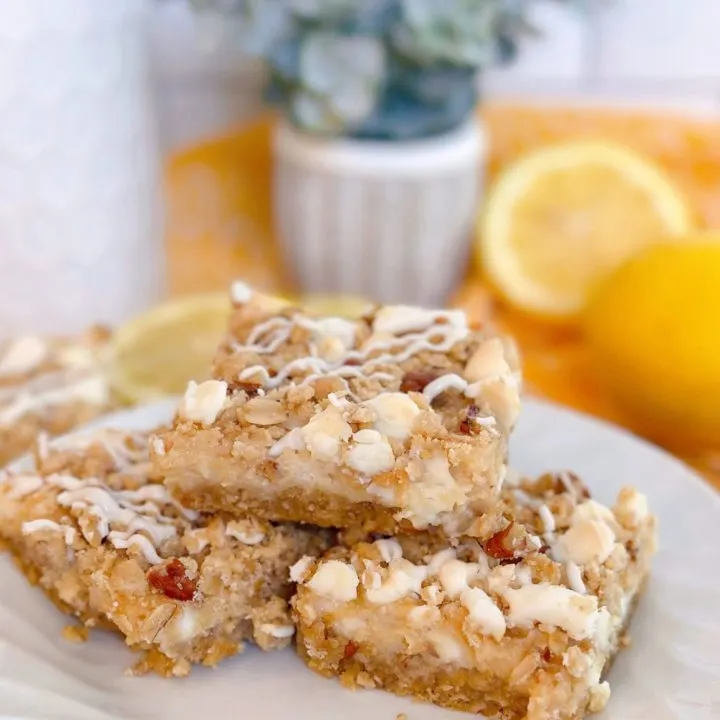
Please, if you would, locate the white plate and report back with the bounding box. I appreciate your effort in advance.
[1,398,719,720]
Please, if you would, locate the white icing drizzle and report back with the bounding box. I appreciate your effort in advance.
[22,519,76,545]
[422,374,468,403]
[242,317,294,355]
[538,504,556,534]
[513,489,561,545]
[230,280,253,304]
[9,432,196,565]
[36,432,50,460]
[0,374,109,426]
[6,474,44,499]
[109,533,163,565]
[557,471,577,498]
[566,561,587,595]
[233,303,470,397]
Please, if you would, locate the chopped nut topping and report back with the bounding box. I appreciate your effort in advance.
[147,559,197,602]
[484,523,516,560]
[179,380,228,426]
[459,404,482,435]
[235,381,262,398]
[343,640,358,659]
[400,370,439,394]
[242,397,287,426]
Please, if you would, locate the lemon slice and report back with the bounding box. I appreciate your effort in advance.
[298,294,372,318]
[110,294,233,403]
[478,141,695,318]
[111,291,371,403]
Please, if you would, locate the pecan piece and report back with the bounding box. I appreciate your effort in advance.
[147,559,197,601]
[459,404,482,435]
[236,381,261,398]
[400,370,438,394]
[343,640,358,659]
[484,523,516,560]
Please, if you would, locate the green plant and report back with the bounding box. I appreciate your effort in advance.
[193,0,586,139]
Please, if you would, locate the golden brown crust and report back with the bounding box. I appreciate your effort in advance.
[155,290,519,536]
[0,429,332,676]
[292,473,657,720]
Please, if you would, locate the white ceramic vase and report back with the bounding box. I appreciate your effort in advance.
[274,119,483,306]
[0,0,164,338]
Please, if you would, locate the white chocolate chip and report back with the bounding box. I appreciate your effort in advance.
[301,406,352,461]
[361,563,382,591]
[504,583,599,641]
[613,487,649,529]
[408,604,441,626]
[346,431,395,476]
[259,623,295,639]
[151,436,165,457]
[374,539,403,564]
[460,587,506,641]
[594,608,613,653]
[427,629,471,665]
[467,377,521,429]
[588,682,611,713]
[230,281,253,304]
[290,556,314,583]
[170,607,200,641]
[438,560,480,599]
[365,559,426,604]
[425,548,457,576]
[269,428,305,458]
[364,393,420,440]
[306,560,359,602]
[572,500,617,528]
[307,318,356,362]
[179,380,228,425]
[366,482,396,504]
[464,338,511,383]
[225,519,266,545]
[317,337,347,363]
[372,306,438,335]
[563,645,593,679]
[242,397,287,426]
[421,583,444,605]
[486,564,519,594]
[353,428,382,444]
[403,454,466,528]
[554,520,615,566]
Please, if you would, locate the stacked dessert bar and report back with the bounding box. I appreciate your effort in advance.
[0,283,656,718]
[0,328,114,466]
[0,428,332,676]
[152,283,656,718]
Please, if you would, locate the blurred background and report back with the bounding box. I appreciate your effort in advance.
[1,0,719,483]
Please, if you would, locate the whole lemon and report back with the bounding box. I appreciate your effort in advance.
[584,241,720,450]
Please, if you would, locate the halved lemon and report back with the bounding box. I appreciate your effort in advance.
[110,293,233,403]
[110,291,371,403]
[584,239,720,449]
[298,294,372,318]
[478,141,695,319]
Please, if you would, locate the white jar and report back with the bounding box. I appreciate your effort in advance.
[274,120,483,306]
[0,0,164,338]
